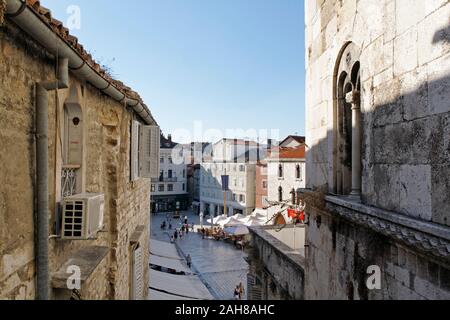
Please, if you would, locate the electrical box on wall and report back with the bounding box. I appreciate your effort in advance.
[61,193,105,240]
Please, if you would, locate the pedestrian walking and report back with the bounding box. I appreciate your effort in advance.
[199,211,204,228]
[234,286,240,300]
[174,230,178,240]
[186,254,192,268]
[186,224,189,234]
[184,216,188,225]
[238,282,245,300]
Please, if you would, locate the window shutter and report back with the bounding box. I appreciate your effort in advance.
[131,120,140,181]
[139,125,160,179]
[132,245,143,300]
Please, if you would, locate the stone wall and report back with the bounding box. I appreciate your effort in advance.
[304,199,450,300]
[248,226,306,300]
[304,0,450,300]
[0,20,150,300]
[305,0,450,224]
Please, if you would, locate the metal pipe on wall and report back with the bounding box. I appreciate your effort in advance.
[35,58,69,300]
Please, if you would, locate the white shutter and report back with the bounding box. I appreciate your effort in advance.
[132,245,144,300]
[131,120,140,181]
[139,125,160,179]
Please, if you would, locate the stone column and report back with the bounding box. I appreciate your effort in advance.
[346,90,361,196]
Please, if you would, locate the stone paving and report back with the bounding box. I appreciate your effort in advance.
[150,211,249,300]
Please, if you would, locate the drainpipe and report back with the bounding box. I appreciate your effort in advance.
[35,57,69,300]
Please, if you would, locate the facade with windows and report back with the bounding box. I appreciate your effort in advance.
[302,0,450,300]
[266,142,306,224]
[151,135,189,213]
[199,139,264,216]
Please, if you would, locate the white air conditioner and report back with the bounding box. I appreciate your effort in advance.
[61,193,105,240]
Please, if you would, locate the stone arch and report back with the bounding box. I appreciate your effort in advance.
[332,42,362,196]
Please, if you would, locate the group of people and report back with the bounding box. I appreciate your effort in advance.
[169,215,195,243]
[233,282,245,300]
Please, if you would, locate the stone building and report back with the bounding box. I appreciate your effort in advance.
[0,0,159,300]
[151,134,189,213]
[302,0,450,299]
[200,139,265,216]
[266,140,306,225]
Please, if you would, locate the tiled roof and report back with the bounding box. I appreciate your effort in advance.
[19,0,149,110]
[268,145,305,160]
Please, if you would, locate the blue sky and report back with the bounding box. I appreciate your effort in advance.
[42,0,305,143]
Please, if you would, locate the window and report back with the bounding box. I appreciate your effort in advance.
[262,180,267,189]
[151,184,155,192]
[168,184,173,192]
[278,186,283,202]
[296,164,301,180]
[334,42,362,196]
[278,164,283,178]
[183,169,186,178]
[160,157,164,163]
[233,194,237,202]
[159,171,164,182]
[182,183,185,191]
[168,170,173,179]
[158,184,165,192]
[239,165,245,172]
[239,195,245,203]
[168,156,173,164]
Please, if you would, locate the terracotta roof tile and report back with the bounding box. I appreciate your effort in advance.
[268,145,305,159]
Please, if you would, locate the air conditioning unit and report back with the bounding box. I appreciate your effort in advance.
[61,193,105,240]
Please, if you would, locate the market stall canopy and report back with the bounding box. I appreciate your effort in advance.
[149,269,213,300]
[150,239,182,260]
[224,225,250,236]
[150,254,192,274]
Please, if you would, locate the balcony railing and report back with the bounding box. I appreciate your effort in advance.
[61,165,80,198]
[152,177,178,183]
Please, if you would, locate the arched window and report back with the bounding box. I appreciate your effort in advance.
[278,164,283,178]
[296,164,301,179]
[278,186,283,202]
[333,42,362,196]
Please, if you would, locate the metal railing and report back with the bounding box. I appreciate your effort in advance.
[61,165,80,198]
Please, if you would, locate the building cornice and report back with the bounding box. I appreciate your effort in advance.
[323,194,450,261]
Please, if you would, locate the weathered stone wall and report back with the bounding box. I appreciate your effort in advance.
[305,0,450,224]
[304,0,450,300]
[248,227,305,300]
[305,203,450,300]
[0,20,150,300]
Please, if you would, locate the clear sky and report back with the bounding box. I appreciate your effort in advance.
[42,0,305,143]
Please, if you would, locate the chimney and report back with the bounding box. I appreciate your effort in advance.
[168,134,172,143]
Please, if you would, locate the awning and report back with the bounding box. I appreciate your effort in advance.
[150,239,182,260]
[148,289,196,300]
[224,225,250,236]
[149,269,213,300]
[150,254,192,273]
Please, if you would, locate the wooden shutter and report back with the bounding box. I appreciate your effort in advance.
[132,245,144,300]
[139,125,160,179]
[131,120,140,181]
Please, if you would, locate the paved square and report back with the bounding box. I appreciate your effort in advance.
[150,211,249,300]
